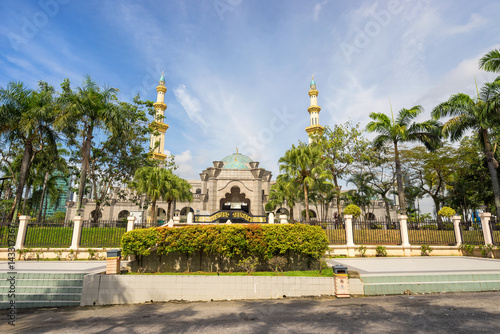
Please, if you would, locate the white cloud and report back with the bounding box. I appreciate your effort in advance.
[444,13,487,35]
[312,0,330,21]
[173,84,208,132]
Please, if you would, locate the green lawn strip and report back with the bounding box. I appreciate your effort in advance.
[24,226,72,247]
[125,268,334,277]
[80,227,126,247]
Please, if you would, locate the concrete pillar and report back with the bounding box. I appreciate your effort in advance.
[70,216,83,250]
[452,215,462,246]
[226,219,232,225]
[479,212,493,245]
[279,214,288,224]
[127,215,136,232]
[344,215,355,257]
[398,214,411,256]
[187,212,193,224]
[15,215,30,250]
[268,212,275,224]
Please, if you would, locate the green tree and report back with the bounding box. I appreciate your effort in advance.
[479,49,500,73]
[0,81,58,223]
[58,76,122,215]
[163,173,193,222]
[278,143,328,223]
[267,174,299,222]
[432,79,500,217]
[314,122,369,216]
[366,104,442,214]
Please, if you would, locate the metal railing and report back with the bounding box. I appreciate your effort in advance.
[24,219,72,248]
[0,219,18,248]
[80,220,127,248]
[352,219,401,245]
[459,221,485,245]
[490,218,500,246]
[302,219,346,244]
[407,219,456,245]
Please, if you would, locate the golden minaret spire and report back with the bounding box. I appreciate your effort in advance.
[305,76,324,144]
[150,72,169,161]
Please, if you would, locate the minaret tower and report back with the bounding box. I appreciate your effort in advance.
[150,72,169,161]
[305,76,324,144]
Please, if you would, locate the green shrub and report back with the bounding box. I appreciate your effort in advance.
[420,244,432,256]
[344,204,361,218]
[121,224,329,261]
[478,244,494,258]
[459,244,475,256]
[357,245,367,257]
[375,246,387,257]
[438,207,456,218]
[237,256,259,274]
[420,224,438,230]
[268,256,287,273]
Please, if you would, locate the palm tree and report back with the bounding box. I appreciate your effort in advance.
[432,79,500,217]
[162,172,193,222]
[366,105,441,214]
[129,167,168,225]
[0,81,58,223]
[278,143,328,223]
[57,76,122,215]
[268,174,299,222]
[479,49,500,73]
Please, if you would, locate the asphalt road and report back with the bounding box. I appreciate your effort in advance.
[3,291,500,334]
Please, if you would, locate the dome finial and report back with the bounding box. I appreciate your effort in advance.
[159,71,165,82]
[310,76,316,89]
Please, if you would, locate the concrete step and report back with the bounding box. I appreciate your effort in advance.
[361,273,500,295]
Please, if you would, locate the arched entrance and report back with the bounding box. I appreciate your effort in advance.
[219,186,250,213]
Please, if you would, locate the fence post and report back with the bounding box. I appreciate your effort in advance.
[344,215,355,257]
[127,215,136,232]
[187,212,193,224]
[398,214,411,256]
[15,215,30,250]
[70,215,83,250]
[268,213,275,224]
[452,215,462,246]
[478,212,493,245]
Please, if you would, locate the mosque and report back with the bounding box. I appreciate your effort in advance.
[65,74,394,223]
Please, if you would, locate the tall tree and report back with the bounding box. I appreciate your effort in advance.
[314,122,369,217]
[163,173,193,222]
[58,76,122,215]
[432,78,500,217]
[366,105,442,214]
[479,49,500,73]
[278,143,328,223]
[0,81,58,223]
[267,174,299,222]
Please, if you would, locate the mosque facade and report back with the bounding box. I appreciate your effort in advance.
[64,75,396,223]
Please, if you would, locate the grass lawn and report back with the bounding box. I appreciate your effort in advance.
[125,268,334,277]
[353,229,401,245]
[408,230,456,245]
[24,226,72,248]
[80,227,126,247]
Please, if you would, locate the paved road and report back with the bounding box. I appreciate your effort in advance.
[3,291,500,334]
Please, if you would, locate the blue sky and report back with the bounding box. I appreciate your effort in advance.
[1,0,499,192]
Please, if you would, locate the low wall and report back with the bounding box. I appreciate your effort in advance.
[80,274,364,306]
[130,250,319,273]
[0,248,110,261]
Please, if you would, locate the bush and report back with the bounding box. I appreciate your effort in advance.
[238,256,259,274]
[357,245,367,257]
[268,256,287,273]
[121,224,329,261]
[344,204,361,218]
[478,244,494,258]
[420,224,438,230]
[438,207,456,218]
[420,244,432,256]
[459,244,475,256]
[375,246,387,257]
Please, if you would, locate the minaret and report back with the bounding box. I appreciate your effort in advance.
[150,72,169,161]
[305,76,324,144]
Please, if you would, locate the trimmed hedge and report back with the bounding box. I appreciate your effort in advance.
[121,224,329,260]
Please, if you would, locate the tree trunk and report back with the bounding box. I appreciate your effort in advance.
[152,199,157,226]
[482,129,500,218]
[76,127,93,214]
[333,176,342,217]
[21,184,31,215]
[167,201,172,222]
[383,196,391,221]
[93,203,101,226]
[10,140,34,223]
[36,171,50,223]
[394,141,406,214]
[304,184,310,223]
[289,204,294,222]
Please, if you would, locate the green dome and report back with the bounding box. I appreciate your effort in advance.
[310,78,316,87]
[160,74,165,82]
[221,153,253,169]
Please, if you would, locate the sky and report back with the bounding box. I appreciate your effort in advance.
[1,0,500,213]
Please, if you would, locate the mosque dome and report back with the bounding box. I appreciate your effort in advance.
[221,152,253,169]
[160,73,165,82]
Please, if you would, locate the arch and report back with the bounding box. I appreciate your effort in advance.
[275,208,289,216]
[89,210,103,220]
[195,188,201,194]
[365,212,376,220]
[217,180,253,193]
[118,210,129,220]
[180,207,194,216]
[219,186,250,213]
[157,208,167,219]
[301,209,317,219]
